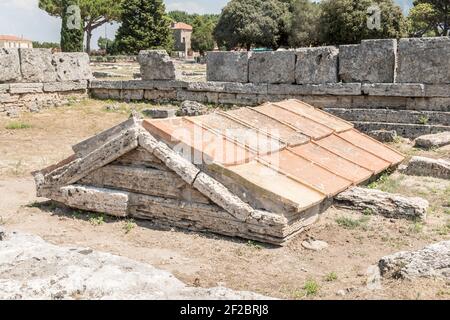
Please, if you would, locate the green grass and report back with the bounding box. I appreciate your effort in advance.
[88,213,105,226]
[418,116,429,125]
[246,240,263,250]
[123,219,137,234]
[303,280,320,296]
[408,221,424,234]
[335,216,370,230]
[368,172,404,194]
[5,121,32,130]
[324,272,338,282]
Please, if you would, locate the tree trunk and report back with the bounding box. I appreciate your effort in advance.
[86,28,92,54]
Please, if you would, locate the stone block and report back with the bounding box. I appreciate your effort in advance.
[206,51,249,83]
[90,80,123,89]
[397,37,450,84]
[122,89,144,101]
[142,108,177,119]
[9,83,43,94]
[249,51,295,84]
[53,52,92,81]
[424,84,450,97]
[362,83,425,97]
[401,156,450,180]
[19,48,57,82]
[0,49,21,83]
[177,90,219,104]
[339,39,397,83]
[0,93,19,103]
[144,89,177,101]
[267,83,361,96]
[43,81,88,92]
[414,131,450,149]
[0,84,9,93]
[138,50,176,81]
[295,46,339,84]
[122,80,187,90]
[187,81,267,95]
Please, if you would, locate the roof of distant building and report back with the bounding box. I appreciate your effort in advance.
[171,22,193,31]
[0,35,32,42]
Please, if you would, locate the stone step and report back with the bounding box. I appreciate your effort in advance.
[353,121,450,139]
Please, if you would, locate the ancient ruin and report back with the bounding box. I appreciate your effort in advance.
[33,99,404,245]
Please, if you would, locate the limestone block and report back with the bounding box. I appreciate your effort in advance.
[53,52,92,81]
[0,84,9,94]
[267,83,361,96]
[295,46,339,84]
[143,89,177,101]
[43,80,88,92]
[397,37,450,84]
[400,156,450,180]
[249,51,296,84]
[335,187,428,221]
[0,49,21,83]
[142,108,177,119]
[9,83,43,94]
[187,81,268,95]
[122,89,144,101]
[138,50,176,81]
[19,48,57,82]
[206,51,249,83]
[176,90,219,104]
[414,131,450,149]
[61,185,129,217]
[122,80,187,90]
[424,84,450,97]
[90,80,123,89]
[362,83,425,97]
[339,39,397,83]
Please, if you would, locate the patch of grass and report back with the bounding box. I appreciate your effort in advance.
[88,213,105,226]
[408,221,424,234]
[367,172,403,194]
[5,121,32,130]
[363,208,374,216]
[247,240,263,250]
[335,216,370,230]
[324,272,338,282]
[418,116,429,125]
[303,280,320,296]
[123,219,137,234]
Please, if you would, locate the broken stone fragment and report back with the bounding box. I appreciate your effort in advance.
[177,100,208,116]
[334,187,428,221]
[400,156,450,180]
[368,130,398,143]
[414,131,450,149]
[379,241,450,280]
[301,239,328,251]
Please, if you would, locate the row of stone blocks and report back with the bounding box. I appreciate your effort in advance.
[0,48,92,84]
[207,37,450,85]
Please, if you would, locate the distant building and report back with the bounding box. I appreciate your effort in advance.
[171,22,193,58]
[0,35,33,49]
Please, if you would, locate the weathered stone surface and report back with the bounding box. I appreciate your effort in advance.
[122,89,144,101]
[0,49,21,83]
[397,37,450,84]
[368,130,398,143]
[206,51,249,83]
[61,185,129,217]
[142,108,177,119]
[379,241,450,279]
[302,239,328,251]
[43,81,88,92]
[424,84,450,97]
[122,80,187,90]
[0,93,19,103]
[138,50,176,81]
[414,131,450,149]
[335,187,428,221]
[268,83,362,96]
[90,80,123,89]
[400,156,450,180]
[144,89,177,101]
[0,84,9,93]
[249,51,296,84]
[19,48,57,82]
[9,83,43,94]
[0,229,268,299]
[354,121,450,139]
[53,52,92,81]
[295,46,338,84]
[362,83,425,97]
[177,100,208,116]
[339,39,397,83]
[176,90,219,104]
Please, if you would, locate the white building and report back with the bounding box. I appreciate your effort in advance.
[0,35,33,49]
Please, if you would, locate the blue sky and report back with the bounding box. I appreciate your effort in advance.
[0,0,412,49]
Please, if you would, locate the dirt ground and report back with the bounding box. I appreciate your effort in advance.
[1,99,449,300]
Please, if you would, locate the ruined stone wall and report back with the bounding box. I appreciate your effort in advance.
[90,38,450,138]
[0,48,92,115]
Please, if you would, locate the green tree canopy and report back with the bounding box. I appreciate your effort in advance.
[408,0,450,36]
[191,16,218,55]
[319,0,407,45]
[214,0,291,50]
[115,0,173,55]
[288,0,322,47]
[39,0,122,53]
[60,0,84,52]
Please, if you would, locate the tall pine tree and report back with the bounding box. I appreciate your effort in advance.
[60,0,84,52]
[115,0,173,54]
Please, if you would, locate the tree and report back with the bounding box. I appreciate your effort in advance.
[39,0,122,53]
[115,0,173,55]
[288,0,322,47]
[32,41,61,49]
[61,0,84,52]
[408,0,450,36]
[168,10,198,25]
[214,0,291,50]
[191,16,217,55]
[319,0,407,45]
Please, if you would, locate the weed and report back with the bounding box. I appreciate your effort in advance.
[418,116,429,125]
[89,213,105,226]
[324,272,338,282]
[247,240,263,250]
[5,122,31,130]
[336,216,370,230]
[363,208,373,216]
[123,219,137,234]
[303,280,319,296]
[408,221,424,234]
